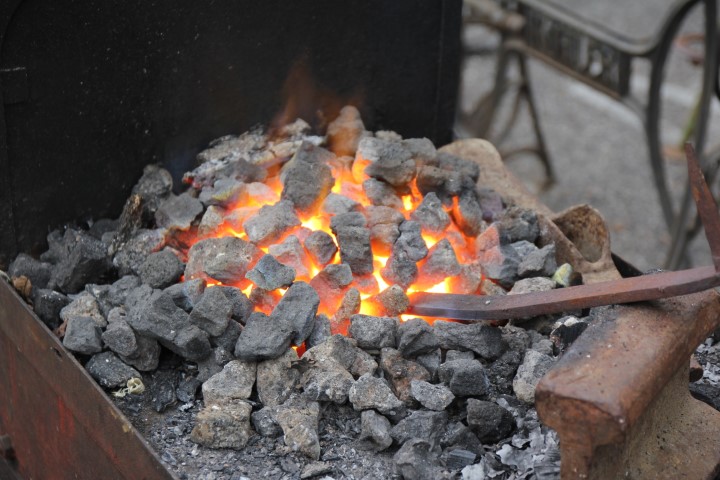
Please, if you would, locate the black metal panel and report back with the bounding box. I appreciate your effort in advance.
[0,0,461,266]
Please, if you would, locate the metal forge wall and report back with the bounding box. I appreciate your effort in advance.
[0,0,462,267]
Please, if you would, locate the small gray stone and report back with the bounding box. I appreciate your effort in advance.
[275,397,321,460]
[301,364,355,404]
[163,278,206,311]
[211,318,243,352]
[414,239,460,290]
[85,351,141,388]
[362,178,403,209]
[402,138,437,166]
[102,319,138,357]
[281,142,335,216]
[327,105,366,156]
[271,282,320,345]
[191,400,254,449]
[395,221,428,262]
[87,275,141,317]
[348,374,404,416]
[391,409,448,446]
[452,189,484,237]
[138,249,184,289]
[357,410,393,452]
[437,152,480,181]
[8,253,52,289]
[509,277,556,295]
[304,231,338,267]
[330,212,367,232]
[349,315,397,350]
[234,312,293,361]
[322,193,361,216]
[300,461,334,480]
[466,399,515,443]
[155,192,203,231]
[366,285,409,317]
[185,236,262,285]
[31,288,70,329]
[381,251,418,290]
[441,422,483,455]
[216,286,254,323]
[444,449,477,470]
[189,286,233,336]
[335,287,362,323]
[397,318,439,357]
[437,359,490,397]
[335,226,373,275]
[246,254,296,291]
[476,245,520,288]
[113,229,166,277]
[60,291,106,328]
[198,177,245,207]
[410,380,454,411]
[257,349,300,406]
[410,192,450,233]
[131,164,173,220]
[433,321,505,360]
[202,360,257,404]
[447,263,483,294]
[513,350,555,403]
[51,231,112,293]
[477,187,505,222]
[393,438,441,480]
[380,348,431,405]
[197,205,226,237]
[176,376,202,403]
[269,235,312,280]
[363,139,415,187]
[119,335,161,372]
[171,325,213,361]
[446,350,474,362]
[63,316,103,355]
[243,200,301,247]
[302,334,364,372]
[252,407,282,437]
[415,349,442,380]
[498,207,539,243]
[307,314,332,349]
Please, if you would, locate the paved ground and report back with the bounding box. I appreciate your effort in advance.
[457,1,720,272]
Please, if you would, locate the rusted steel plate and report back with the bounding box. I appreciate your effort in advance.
[535,290,720,479]
[407,266,720,320]
[0,281,177,480]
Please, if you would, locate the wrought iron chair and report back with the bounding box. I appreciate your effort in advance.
[459,0,719,268]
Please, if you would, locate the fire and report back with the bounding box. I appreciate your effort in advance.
[179,115,490,329]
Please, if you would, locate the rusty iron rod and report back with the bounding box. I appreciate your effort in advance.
[408,144,720,321]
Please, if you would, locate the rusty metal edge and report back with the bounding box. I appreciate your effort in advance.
[0,280,178,480]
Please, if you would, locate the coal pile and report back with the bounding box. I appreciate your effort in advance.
[4,107,586,479]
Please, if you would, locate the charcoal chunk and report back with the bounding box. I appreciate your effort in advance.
[307,314,332,348]
[309,264,353,311]
[437,152,480,181]
[518,244,558,278]
[234,312,293,361]
[252,407,282,437]
[190,286,233,336]
[466,399,515,443]
[395,221,428,262]
[185,236,262,285]
[85,351,141,389]
[304,231,338,266]
[349,314,397,350]
[322,193,361,216]
[171,325,213,361]
[498,207,539,243]
[476,244,520,289]
[348,373,404,416]
[367,285,409,317]
[357,410,393,452]
[391,410,448,446]
[119,335,161,372]
[257,349,300,406]
[243,200,301,247]
[416,165,462,205]
[138,249,184,289]
[512,350,555,403]
[335,287,362,323]
[301,362,355,405]
[198,177,245,207]
[197,205,226,237]
[155,192,204,230]
[410,380,454,411]
[379,348,431,404]
[87,275,141,316]
[330,212,367,232]
[335,226,373,275]
[131,164,173,221]
[452,189,485,237]
[402,138,437,166]
[415,349,442,380]
[164,278,207,312]
[113,229,167,276]
[414,239,460,290]
[102,319,138,357]
[410,192,450,233]
[31,288,70,329]
[8,253,52,289]
[246,254,296,290]
[51,231,111,293]
[393,438,441,480]
[271,282,320,345]
[176,376,202,403]
[362,178,403,209]
[363,139,415,187]
[397,318,439,357]
[433,321,505,360]
[60,291,106,328]
[211,318,243,352]
[63,316,103,355]
[281,142,335,216]
[438,359,490,397]
[381,250,418,289]
[269,235,312,280]
[447,263,483,294]
[477,188,505,222]
[202,360,257,404]
[327,105,367,156]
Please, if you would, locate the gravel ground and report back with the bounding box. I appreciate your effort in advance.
[458,0,720,272]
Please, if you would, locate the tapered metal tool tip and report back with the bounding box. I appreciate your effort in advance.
[685,143,720,272]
